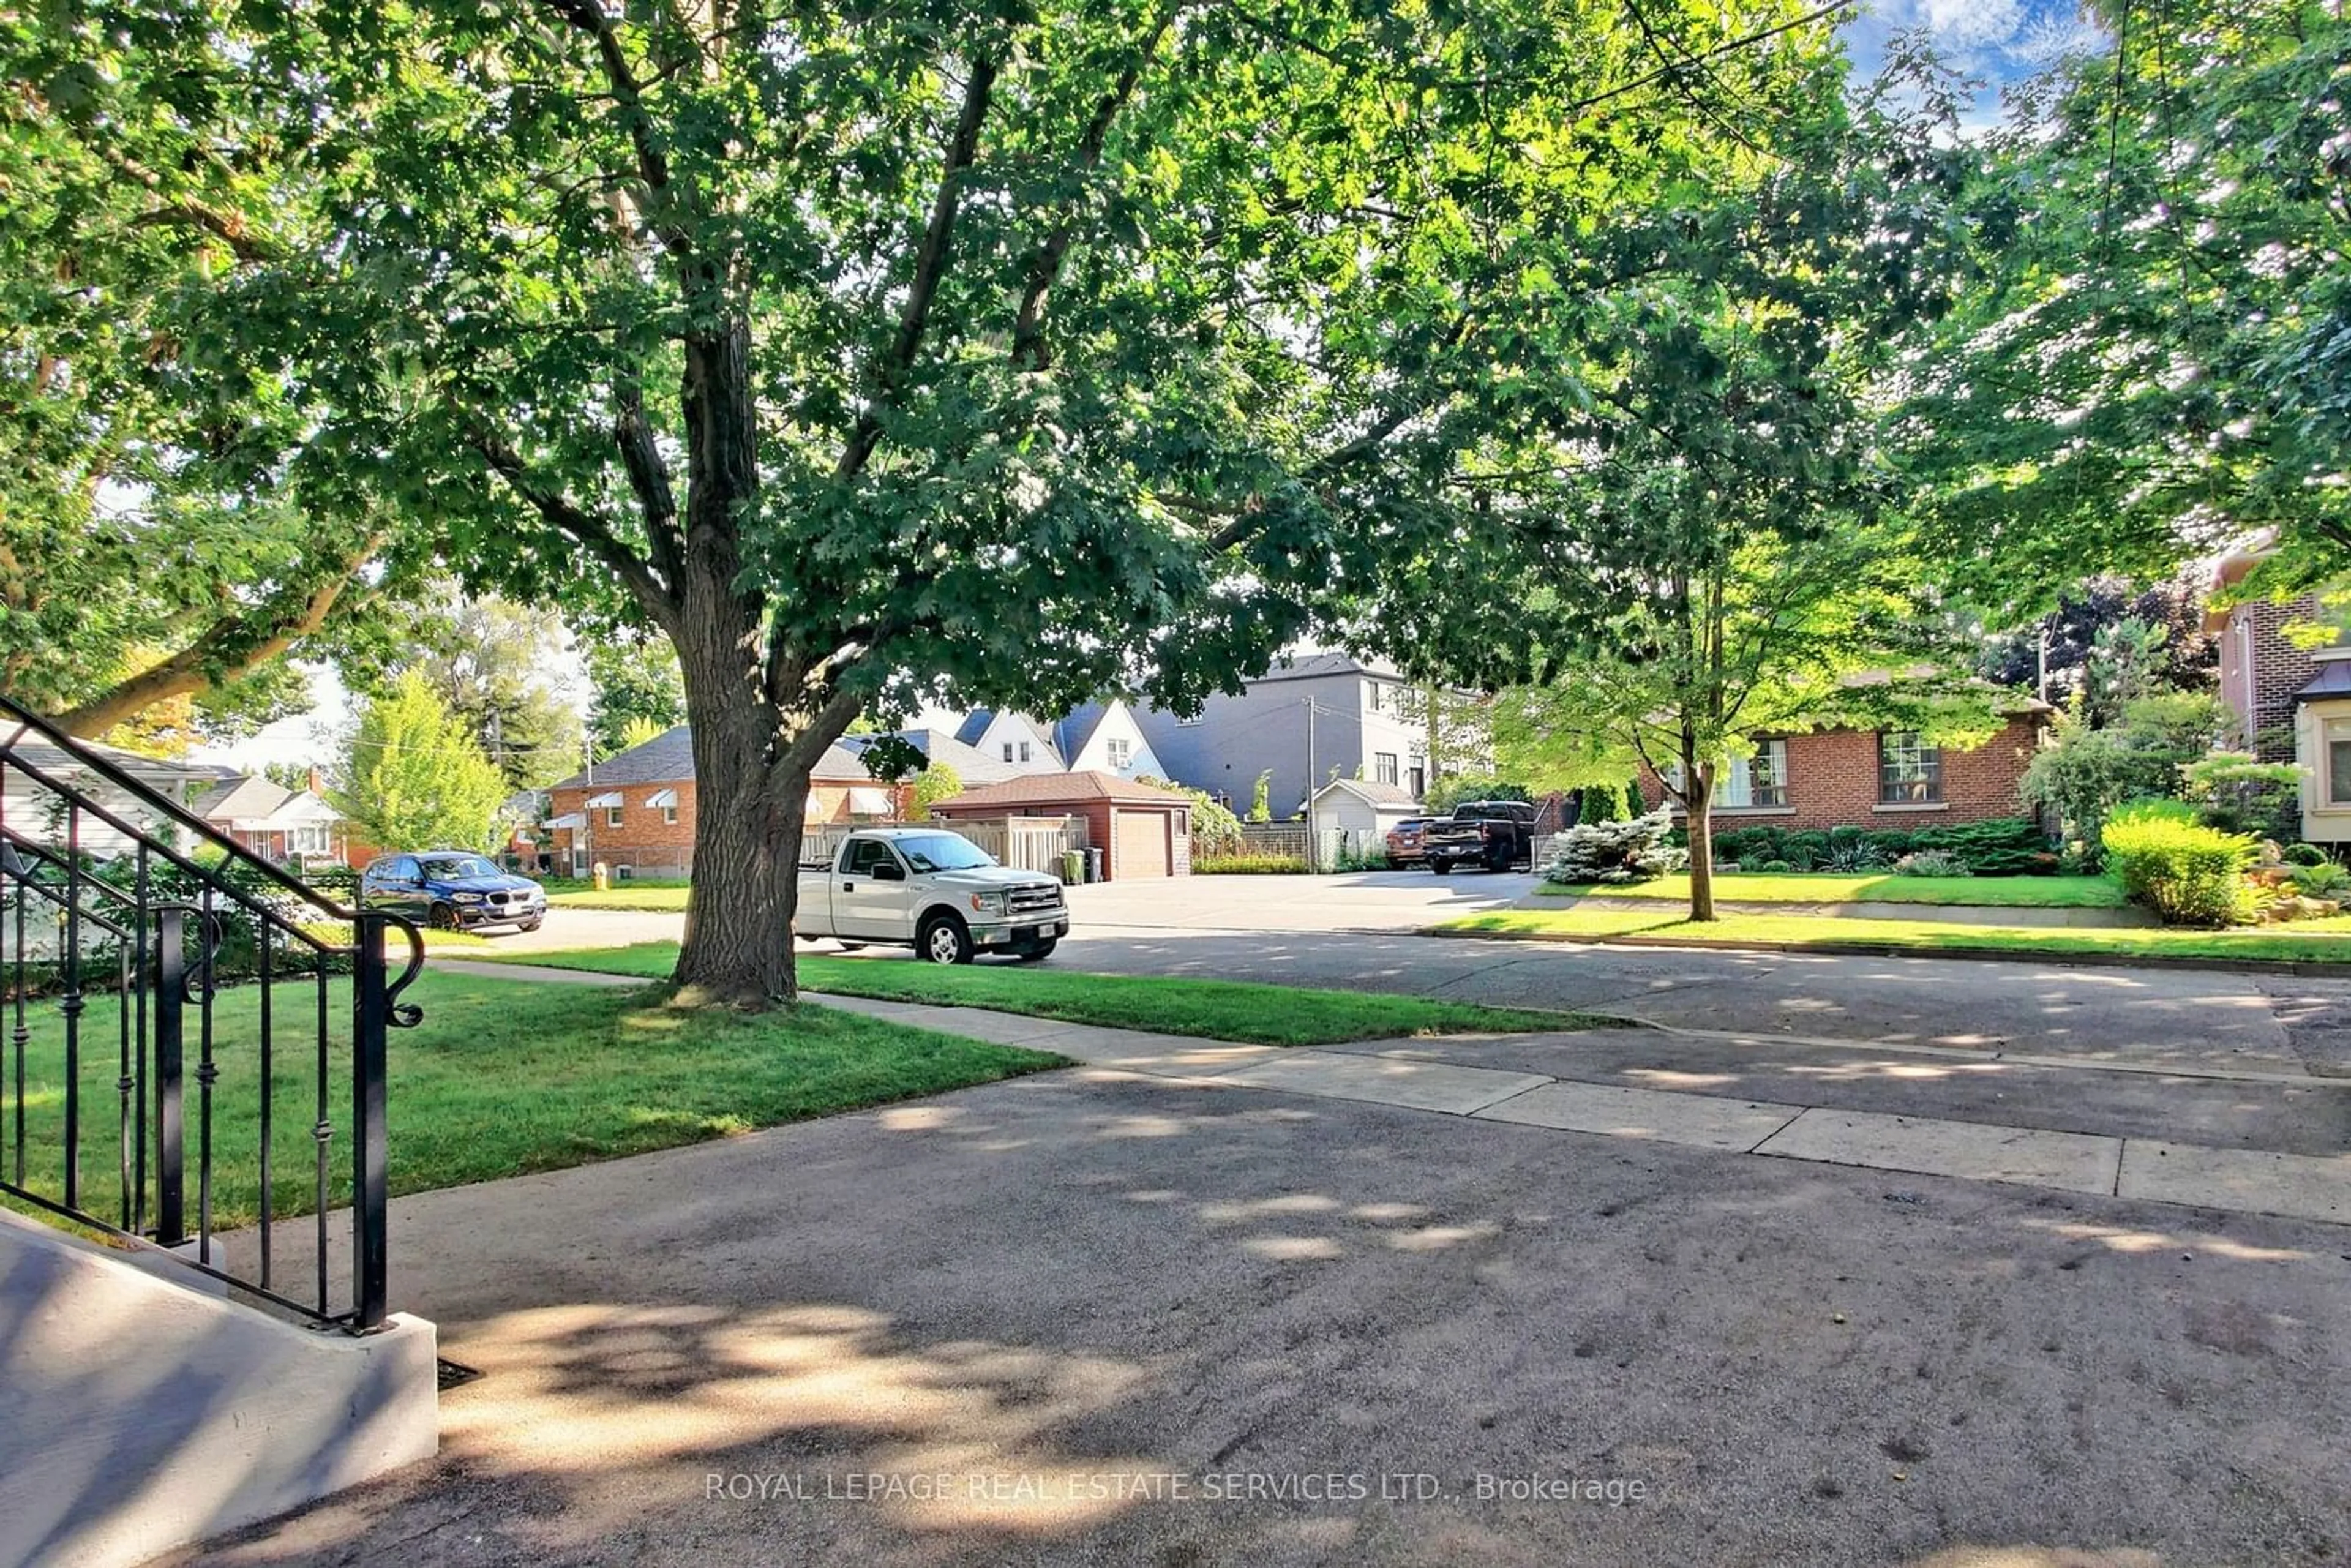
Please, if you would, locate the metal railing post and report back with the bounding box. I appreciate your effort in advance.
[154,907,186,1247]
[351,910,392,1330]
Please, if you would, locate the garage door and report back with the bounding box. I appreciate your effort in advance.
[1112,808,1171,879]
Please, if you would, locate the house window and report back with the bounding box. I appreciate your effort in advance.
[2330,739,2351,806]
[1107,737,1131,768]
[1715,740,1788,808]
[604,806,624,827]
[1878,732,1943,803]
[1367,681,1388,711]
[1666,740,1788,808]
[661,805,679,825]
[1374,752,1399,786]
[1408,758,1427,797]
[1018,741,1032,762]
[1002,742,1014,762]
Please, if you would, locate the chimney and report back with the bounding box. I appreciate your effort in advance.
[307,767,324,795]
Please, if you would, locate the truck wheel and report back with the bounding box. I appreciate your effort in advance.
[918,913,974,966]
[1013,939,1057,963]
[1430,859,1452,876]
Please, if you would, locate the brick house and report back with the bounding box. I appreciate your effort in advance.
[2208,550,2342,763]
[542,726,915,878]
[930,771,1193,879]
[2208,550,2351,841]
[1634,712,2051,833]
[188,775,346,866]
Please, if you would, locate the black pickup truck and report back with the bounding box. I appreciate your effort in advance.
[1423,801,1540,873]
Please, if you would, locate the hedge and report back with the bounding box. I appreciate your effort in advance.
[1193,853,1311,875]
[1695,816,2057,876]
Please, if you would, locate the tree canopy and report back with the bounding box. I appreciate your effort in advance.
[1898,1,2351,614]
[10,0,1889,999]
[1361,53,1988,915]
[1,6,419,735]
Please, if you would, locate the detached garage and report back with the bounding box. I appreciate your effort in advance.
[930,770,1194,880]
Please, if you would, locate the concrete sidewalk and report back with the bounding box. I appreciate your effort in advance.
[804,994,2351,1228]
[427,957,2351,1226]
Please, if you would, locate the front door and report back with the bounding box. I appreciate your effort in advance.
[834,839,915,940]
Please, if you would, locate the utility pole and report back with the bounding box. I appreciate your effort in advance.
[1425,681,1442,784]
[1304,696,1317,872]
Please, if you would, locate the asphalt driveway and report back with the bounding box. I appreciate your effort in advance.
[187,1056,2351,1568]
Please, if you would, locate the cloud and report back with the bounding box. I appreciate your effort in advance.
[1920,0,2027,48]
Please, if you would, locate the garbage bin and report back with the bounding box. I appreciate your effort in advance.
[1060,849,1084,885]
[1086,847,1104,883]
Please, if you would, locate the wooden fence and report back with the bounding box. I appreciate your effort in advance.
[1234,823,1313,860]
[804,816,1089,877]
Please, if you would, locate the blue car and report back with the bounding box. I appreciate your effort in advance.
[361,850,548,933]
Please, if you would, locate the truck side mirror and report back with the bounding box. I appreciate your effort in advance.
[871,862,906,882]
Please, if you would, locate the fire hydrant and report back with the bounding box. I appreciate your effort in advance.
[592,861,610,891]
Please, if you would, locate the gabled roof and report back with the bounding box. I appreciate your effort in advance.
[550,726,902,790]
[1049,702,1112,761]
[1312,778,1420,808]
[0,726,241,787]
[934,770,1193,811]
[950,708,1065,767]
[1245,651,1404,685]
[190,775,293,822]
[839,728,1030,785]
[189,776,338,828]
[549,725,694,790]
[810,740,887,784]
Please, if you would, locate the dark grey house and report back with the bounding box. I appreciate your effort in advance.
[1133,652,1436,818]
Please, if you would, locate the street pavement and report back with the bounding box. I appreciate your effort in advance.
[186,1005,2351,1568]
[213,876,2351,1566]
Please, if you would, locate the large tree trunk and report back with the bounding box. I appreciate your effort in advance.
[663,321,824,1007]
[668,638,809,1007]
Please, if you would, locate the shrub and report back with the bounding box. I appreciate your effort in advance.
[2290,861,2351,899]
[2180,751,2304,840]
[1138,776,1244,857]
[1577,784,1626,825]
[1892,850,1971,877]
[1424,775,1532,815]
[1821,827,1891,872]
[1194,853,1309,875]
[1759,859,1794,872]
[2101,800,2257,927]
[1543,810,1687,885]
[2284,842,2330,868]
[2020,694,2225,861]
[1736,854,1771,874]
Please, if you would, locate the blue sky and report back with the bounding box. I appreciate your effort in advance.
[1840,0,2107,127]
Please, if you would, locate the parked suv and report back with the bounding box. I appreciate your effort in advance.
[1385,817,1431,867]
[1422,801,1539,873]
[361,851,547,932]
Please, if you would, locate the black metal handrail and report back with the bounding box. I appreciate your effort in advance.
[0,696,421,1330]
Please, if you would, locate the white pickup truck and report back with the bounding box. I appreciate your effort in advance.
[795,828,1071,964]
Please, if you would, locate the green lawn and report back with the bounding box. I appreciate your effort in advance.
[454,942,1623,1044]
[2,970,1060,1232]
[1436,906,2351,964]
[1538,872,2126,909]
[544,883,693,912]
